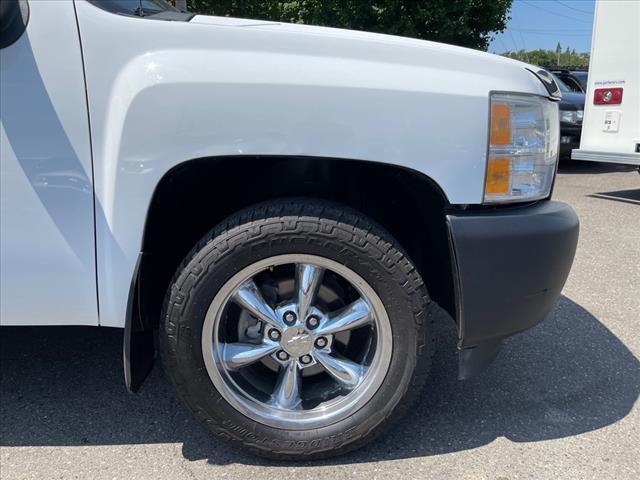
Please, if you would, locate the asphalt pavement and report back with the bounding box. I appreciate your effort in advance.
[1,160,639,480]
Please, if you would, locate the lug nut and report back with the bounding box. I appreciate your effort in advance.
[306,315,320,329]
[268,328,281,341]
[283,311,297,325]
[276,350,289,361]
[314,337,328,349]
[300,354,313,365]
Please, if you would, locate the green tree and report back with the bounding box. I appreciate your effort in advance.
[501,48,589,69]
[183,0,512,50]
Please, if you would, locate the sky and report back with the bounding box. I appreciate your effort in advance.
[489,0,595,54]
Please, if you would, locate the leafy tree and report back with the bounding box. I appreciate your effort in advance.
[183,0,512,50]
[502,48,589,69]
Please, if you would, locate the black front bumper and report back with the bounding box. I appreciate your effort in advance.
[447,201,579,379]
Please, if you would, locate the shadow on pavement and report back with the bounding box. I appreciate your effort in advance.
[589,188,640,206]
[557,160,637,175]
[1,296,638,466]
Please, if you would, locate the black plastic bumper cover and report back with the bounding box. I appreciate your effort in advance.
[447,201,579,379]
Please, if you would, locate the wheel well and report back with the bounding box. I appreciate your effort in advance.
[138,156,457,330]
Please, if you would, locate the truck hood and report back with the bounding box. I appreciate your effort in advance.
[189,15,278,27]
[190,14,519,63]
[189,15,546,95]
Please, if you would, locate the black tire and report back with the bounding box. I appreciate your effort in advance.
[160,198,434,460]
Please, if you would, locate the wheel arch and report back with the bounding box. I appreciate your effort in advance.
[125,155,457,391]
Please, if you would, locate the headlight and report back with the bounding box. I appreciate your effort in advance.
[484,93,559,203]
[560,110,578,124]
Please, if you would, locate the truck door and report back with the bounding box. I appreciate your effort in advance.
[0,1,98,326]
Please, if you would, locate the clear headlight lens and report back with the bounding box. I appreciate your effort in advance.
[560,110,578,124]
[560,110,583,124]
[484,93,559,203]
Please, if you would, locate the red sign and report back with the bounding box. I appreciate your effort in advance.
[594,87,623,105]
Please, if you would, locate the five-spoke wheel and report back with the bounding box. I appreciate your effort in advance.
[202,255,392,429]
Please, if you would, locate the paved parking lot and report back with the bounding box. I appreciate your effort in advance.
[1,161,638,480]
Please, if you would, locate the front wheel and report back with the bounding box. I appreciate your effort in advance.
[160,199,433,459]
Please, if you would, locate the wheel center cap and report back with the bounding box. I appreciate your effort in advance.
[281,327,313,357]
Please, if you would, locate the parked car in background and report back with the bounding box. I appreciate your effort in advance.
[1,0,579,459]
[552,73,586,159]
[570,71,588,91]
[551,69,588,93]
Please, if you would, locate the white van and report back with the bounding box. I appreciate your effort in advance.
[572,0,640,166]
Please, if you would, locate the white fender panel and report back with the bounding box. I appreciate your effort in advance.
[74,1,548,327]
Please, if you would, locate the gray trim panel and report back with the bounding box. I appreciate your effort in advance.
[572,149,640,166]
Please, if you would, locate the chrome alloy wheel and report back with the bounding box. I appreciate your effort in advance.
[201,254,393,430]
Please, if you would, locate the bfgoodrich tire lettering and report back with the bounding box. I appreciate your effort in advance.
[160,198,434,459]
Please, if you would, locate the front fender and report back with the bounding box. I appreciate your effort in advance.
[74,0,546,328]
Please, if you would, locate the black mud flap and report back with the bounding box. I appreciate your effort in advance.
[123,253,156,392]
[458,339,502,380]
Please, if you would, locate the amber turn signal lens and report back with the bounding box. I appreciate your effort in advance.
[484,93,558,203]
[490,102,511,145]
[485,157,510,194]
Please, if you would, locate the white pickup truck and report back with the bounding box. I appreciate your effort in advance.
[0,0,579,459]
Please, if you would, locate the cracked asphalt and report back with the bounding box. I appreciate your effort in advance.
[1,161,639,480]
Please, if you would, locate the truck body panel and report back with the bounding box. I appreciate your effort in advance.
[0,0,98,326]
[573,0,640,165]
